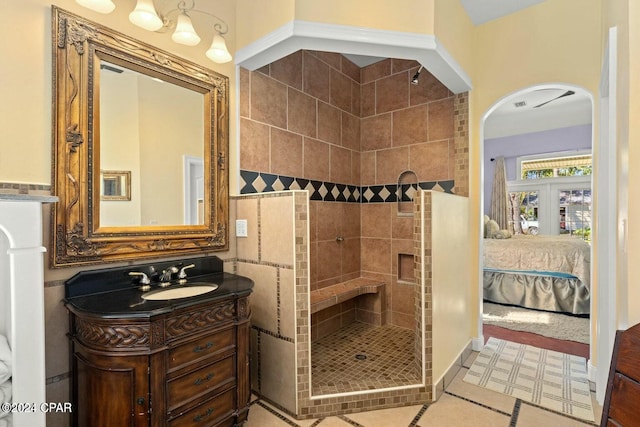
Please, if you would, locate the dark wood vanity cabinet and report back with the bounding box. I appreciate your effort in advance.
[68,295,251,427]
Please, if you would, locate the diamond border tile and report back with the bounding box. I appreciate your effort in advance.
[239,170,455,203]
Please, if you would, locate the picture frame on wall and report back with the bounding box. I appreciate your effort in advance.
[101,170,131,201]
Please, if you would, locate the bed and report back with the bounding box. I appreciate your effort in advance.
[483,235,591,315]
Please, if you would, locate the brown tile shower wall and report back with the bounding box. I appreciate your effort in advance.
[359,59,454,329]
[240,51,458,330]
[240,51,362,295]
[240,51,361,180]
[311,300,356,341]
[309,201,361,291]
[359,58,455,187]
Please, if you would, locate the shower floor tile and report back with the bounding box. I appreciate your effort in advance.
[311,322,420,395]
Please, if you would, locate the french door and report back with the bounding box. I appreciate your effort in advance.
[507,177,591,239]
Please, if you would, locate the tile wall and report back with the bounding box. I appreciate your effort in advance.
[235,191,302,414]
[239,50,459,330]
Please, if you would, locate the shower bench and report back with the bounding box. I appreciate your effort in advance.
[310,278,385,314]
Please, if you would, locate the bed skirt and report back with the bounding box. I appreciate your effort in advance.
[483,270,590,315]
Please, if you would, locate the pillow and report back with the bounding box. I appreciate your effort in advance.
[485,219,499,238]
[483,215,490,238]
[492,229,512,239]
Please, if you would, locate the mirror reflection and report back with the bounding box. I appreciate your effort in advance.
[51,6,229,267]
[99,60,205,227]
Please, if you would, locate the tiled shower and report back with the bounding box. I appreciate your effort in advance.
[236,50,470,418]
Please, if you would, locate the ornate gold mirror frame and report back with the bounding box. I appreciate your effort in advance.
[51,6,229,267]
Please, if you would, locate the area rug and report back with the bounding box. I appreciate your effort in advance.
[464,337,594,422]
[483,302,589,344]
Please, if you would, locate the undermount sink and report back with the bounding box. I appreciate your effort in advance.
[142,284,219,300]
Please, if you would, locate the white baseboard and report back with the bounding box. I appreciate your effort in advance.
[472,337,484,352]
[588,360,597,383]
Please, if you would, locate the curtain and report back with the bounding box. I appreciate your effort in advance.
[490,156,509,230]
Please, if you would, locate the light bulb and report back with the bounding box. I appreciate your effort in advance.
[171,13,201,46]
[206,34,232,63]
[129,0,163,32]
[76,0,115,14]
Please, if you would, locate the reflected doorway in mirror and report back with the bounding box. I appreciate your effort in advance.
[183,155,205,225]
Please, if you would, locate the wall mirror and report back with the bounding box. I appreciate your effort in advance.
[51,6,229,267]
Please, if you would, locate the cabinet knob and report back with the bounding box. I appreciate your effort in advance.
[136,397,145,406]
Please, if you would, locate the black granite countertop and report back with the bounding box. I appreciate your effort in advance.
[64,272,253,319]
[63,256,253,319]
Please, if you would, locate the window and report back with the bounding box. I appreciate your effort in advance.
[518,152,592,180]
[559,188,591,241]
[508,191,539,235]
[507,150,592,240]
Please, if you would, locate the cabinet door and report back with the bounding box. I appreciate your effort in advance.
[74,350,150,427]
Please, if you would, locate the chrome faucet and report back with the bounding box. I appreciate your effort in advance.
[128,271,151,291]
[159,266,179,287]
[178,264,196,284]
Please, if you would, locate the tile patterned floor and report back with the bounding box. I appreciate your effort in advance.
[247,351,603,427]
[311,322,420,395]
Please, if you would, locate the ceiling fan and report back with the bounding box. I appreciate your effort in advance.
[533,90,575,108]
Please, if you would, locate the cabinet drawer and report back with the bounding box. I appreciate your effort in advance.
[168,388,235,427]
[168,355,236,411]
[168,328,235,369]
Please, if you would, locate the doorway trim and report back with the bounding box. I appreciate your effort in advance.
[183,155,204,225]
[594,26,618,404]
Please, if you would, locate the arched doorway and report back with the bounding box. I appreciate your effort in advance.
[478,83,595,362]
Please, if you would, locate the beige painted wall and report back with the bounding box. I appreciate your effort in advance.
[235,0,435,51]
[235,0,295,50]
[294,0,435,34]
[431,192,471,386]
[433,0,475,80]
[100,70,143,227]
[138,77,203,226]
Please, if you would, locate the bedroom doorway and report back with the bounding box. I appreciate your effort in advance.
[479,84,594,360]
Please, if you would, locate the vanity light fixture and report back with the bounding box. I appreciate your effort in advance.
[77,0,233,64]
[129,0,164,31]
[171,10,201,46]
[206,33,233,63]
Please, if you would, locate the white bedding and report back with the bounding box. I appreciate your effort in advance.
[483,235,591,290]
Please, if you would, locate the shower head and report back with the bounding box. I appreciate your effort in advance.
[410,66,423,85]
